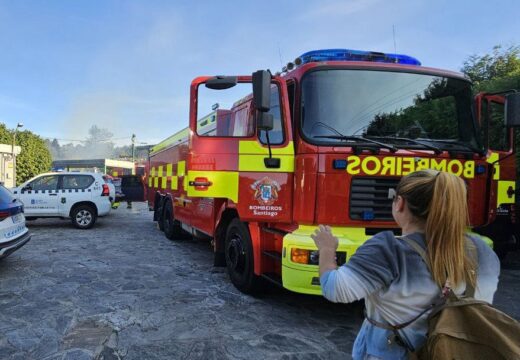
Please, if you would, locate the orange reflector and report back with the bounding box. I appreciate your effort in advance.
[291,248,309,264]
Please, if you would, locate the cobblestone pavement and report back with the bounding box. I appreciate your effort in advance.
[0,202,519,360]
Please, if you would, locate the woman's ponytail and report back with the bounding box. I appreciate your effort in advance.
[425,172,475,288]
[396,170,476,288]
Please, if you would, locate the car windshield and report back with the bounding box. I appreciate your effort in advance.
[300,69,482,152]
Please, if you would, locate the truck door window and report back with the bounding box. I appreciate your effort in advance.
[486,101,508,151]
[197,83,255,138]
[259,85,284,145]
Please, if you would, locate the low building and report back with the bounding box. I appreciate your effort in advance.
[52,158,135,177]
[0,144,21,188]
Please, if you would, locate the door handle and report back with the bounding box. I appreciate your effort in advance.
[188,181,212,187]
[49,193,58,196]
[188,177,213,188]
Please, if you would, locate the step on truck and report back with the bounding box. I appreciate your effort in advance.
[146,49,520,295]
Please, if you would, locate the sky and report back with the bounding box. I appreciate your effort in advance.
[0,0,519,147]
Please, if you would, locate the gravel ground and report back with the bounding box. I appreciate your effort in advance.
[0,202,519,360]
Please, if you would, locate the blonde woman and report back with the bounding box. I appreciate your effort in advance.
[312,170,500,359]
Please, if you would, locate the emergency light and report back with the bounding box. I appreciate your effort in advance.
[295,49,421,66]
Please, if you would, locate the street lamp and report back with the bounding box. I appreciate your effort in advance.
[12,122,23,187]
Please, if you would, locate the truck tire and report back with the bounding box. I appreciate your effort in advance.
[225,218,260,294]
[162,201,183,240]
[155,201,165,231]
[71,204,97,229]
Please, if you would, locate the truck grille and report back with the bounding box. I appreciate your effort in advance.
[350,177,400,221]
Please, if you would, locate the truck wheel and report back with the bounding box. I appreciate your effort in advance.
[155,202,165,231]
[225,218,260,294]
[163,201,183,240]
[71,205,97,229]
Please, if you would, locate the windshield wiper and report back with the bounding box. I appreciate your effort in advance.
[314,135,398,153]
[420,139,485,156]
[366,136,442,155]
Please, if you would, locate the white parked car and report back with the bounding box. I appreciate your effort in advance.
[11,172,112,229]
[0,184,31,259]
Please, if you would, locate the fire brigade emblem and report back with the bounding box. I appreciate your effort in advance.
[251,177,280,205]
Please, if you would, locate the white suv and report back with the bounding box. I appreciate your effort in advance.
[11,172,112,229]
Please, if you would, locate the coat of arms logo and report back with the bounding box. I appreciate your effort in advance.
[251,177,280,205]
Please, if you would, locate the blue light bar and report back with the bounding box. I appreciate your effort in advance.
[297,49,421,66]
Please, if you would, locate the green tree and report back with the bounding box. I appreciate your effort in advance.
[462,45,520,88]
[0,124,52,185]
[15,130,52,185]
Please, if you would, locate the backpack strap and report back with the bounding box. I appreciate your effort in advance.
[464,239,479,298]
[397,235,432,274]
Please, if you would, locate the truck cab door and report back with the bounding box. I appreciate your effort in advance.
[475,92,516,254]
[187,73,293,233]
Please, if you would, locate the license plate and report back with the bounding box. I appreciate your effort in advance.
[11,213,24,224]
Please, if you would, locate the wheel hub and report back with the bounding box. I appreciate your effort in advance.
[76,210,92,226]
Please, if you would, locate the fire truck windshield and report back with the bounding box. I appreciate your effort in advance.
[301,69,483,153]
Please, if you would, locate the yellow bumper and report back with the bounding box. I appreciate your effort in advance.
[281,226,370,295]
[282,228,494,295]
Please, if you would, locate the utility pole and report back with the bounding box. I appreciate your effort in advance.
[12,122,23,187]
[131,134,136,163]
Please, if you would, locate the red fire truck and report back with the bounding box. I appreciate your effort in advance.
[146,49,520,295]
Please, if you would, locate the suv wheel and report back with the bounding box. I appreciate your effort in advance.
[71,205,97,229]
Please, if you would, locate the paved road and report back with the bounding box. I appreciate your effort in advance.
[0,203,519,360]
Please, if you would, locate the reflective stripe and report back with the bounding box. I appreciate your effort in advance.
[238,140,294,172]
[177,161,186,176]
[186,170,239,203]
[171,176,178,190]
[238,155,294,172]
[239,140,294,155]
[497,180,515,205]
[161,176,167,189]
[150,128,189,155]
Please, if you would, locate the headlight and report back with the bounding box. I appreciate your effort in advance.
[290,248,347,266]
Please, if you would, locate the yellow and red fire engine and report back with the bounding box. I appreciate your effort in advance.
[146,49,520,295]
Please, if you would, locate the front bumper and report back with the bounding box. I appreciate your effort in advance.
[0,231,31,259]
[282,226,369,295]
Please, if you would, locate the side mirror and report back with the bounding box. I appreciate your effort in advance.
[22,185,31,191]
[257,112,274,131]
[252,70,271,112]
[505,92,520,127]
